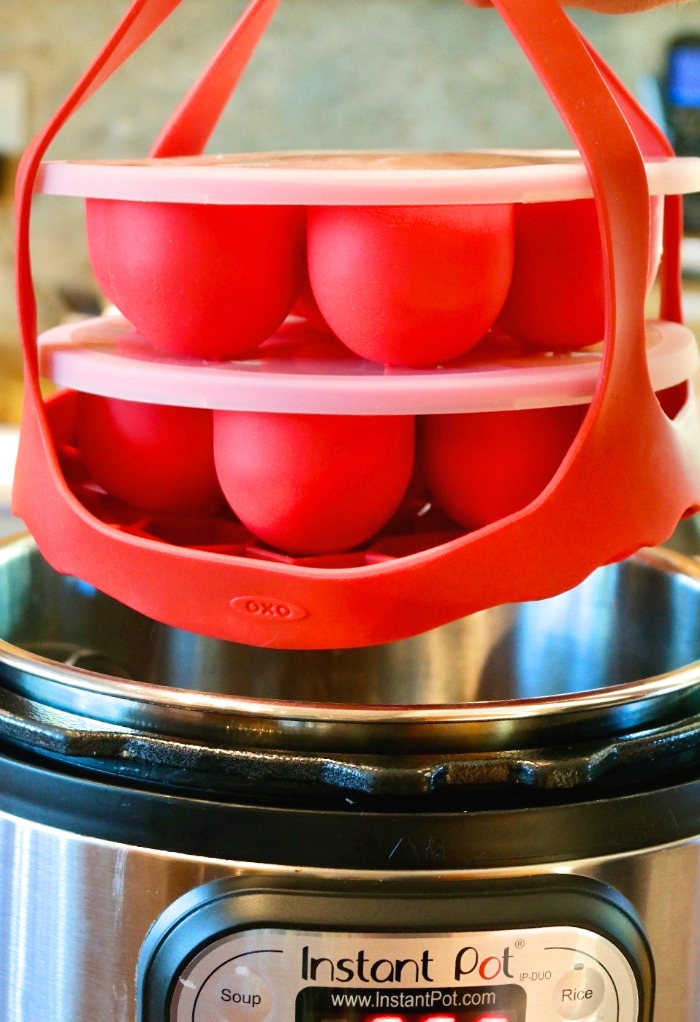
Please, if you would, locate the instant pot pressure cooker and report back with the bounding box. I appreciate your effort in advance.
[1,535,700,1021]
[6,0,700,1019]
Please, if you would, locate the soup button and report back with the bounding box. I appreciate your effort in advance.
[553,966,605,1019]
[195,964,272,1022]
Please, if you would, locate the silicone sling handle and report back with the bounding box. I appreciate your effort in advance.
[13,0,700,649]
[575,29,683,323]
[149,0,282,158]
[16,0,278,382]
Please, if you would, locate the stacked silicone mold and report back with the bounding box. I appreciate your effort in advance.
[14,0,700,649]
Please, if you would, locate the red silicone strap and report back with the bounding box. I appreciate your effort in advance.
[15,0,183,382]
[493,0,651,409]
[575,27,682,322]
[13,0,694,650]
[149,0,281,157]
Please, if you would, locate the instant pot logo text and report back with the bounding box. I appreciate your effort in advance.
[230,596,308,622]
[301,945,515,984]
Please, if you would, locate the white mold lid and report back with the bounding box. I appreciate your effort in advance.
[36,149,700,206]
[38,315,699,415]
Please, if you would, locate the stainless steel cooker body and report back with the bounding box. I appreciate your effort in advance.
[1,807,699,1022]
[0,536,700,1022]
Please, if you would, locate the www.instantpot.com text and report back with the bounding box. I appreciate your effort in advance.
[329,989,498,1011]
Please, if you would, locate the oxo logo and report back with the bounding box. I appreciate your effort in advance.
[230,596,307,622]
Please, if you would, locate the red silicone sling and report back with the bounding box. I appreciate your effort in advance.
[14,0,700,649]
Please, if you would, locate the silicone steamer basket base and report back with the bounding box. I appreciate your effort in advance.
[13,0,700,649]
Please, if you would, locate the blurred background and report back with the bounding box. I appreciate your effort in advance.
[0,0,698,441]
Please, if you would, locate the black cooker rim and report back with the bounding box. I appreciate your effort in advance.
[0,741,698,870]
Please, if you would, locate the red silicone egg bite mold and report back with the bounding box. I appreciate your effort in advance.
[36,314,700,559]
[14,0,700,648]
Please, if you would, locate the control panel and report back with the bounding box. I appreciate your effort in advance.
[170,926,634,1021]
[138,877,653,1022]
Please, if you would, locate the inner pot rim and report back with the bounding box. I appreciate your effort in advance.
[0,536,699,753]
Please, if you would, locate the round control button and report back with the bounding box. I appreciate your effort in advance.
[553,965,606,1020]
[195,964,272,1022]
